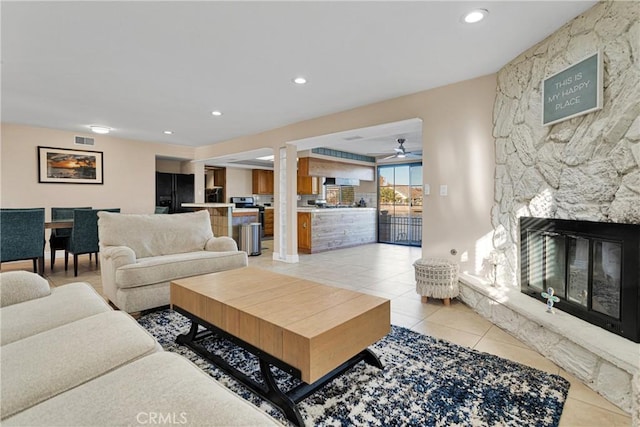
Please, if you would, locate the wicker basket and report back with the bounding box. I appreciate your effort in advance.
[414,258,459,304]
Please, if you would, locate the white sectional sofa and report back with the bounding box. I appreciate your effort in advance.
[0,271,279,426]
[98,210,248,313]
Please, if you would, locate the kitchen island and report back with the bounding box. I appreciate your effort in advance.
[183,203,260,243]
[181,203,234,237]
[297,207,376,253]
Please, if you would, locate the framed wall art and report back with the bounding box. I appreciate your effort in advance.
[542,51,603,126]
[38,146,104,184]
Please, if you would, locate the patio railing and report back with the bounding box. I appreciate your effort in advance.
[378,213,422,246]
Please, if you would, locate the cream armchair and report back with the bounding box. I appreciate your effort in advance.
[98,210,247,313]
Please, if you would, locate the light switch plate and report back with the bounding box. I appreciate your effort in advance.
[424,184,430,195]
[440,185,448,196]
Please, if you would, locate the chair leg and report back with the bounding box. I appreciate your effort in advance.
[38,257,45,276]
[64,251,69,271]
[32,258,37,273]
[51,249,56,269]
[74,254,79,277]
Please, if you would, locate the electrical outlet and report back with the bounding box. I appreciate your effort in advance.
[440,185,448,196]
[424,184,430,195]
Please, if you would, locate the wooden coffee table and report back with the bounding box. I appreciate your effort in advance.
[170,266,390,426]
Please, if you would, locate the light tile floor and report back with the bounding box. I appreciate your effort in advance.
[2,241,631,427]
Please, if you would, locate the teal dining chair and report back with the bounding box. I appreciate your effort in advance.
[0,208,46,274]
[49,207,91,270]
[65,208,120,276]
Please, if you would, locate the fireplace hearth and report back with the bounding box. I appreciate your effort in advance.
[520,217,640,342]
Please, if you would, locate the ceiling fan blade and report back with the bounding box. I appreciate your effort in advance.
[406,152,421,158]
[381,154,397,160]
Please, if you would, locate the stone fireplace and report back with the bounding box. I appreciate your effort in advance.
[465,1,640,416]
[519,216,640,342]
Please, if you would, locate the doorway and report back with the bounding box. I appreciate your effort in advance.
[378,163,422,246]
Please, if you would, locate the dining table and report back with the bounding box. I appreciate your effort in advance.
[45,220,73,230]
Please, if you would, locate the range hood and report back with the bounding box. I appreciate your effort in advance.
[323,177,360,186]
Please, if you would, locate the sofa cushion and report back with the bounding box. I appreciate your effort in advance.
[0,282,111,346]
[1,311,159,420]
[115,251,248,289]
[3,352,279,426]
[98,210,213,258]
[0,271,51,308]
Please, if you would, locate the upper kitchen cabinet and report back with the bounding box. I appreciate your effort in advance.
[297,175,319,195]
[296,157,319,195]
[252,169,274,194]
[298,157,374,181]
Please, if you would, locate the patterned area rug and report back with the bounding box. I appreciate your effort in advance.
[138,309,569,426]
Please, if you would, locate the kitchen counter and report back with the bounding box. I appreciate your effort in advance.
[182,203,234,208]
[181,203,233,238]
[297,207,376,212]
[297,208,376,253]
[233,207,259,213]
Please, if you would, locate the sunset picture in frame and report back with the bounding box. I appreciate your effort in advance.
[38,146,104,184]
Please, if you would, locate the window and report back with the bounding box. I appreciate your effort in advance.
[378,162,422,246]
[325,185,355,206]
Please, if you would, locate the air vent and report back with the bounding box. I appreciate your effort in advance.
[312,147,376,163]
[343,135,363,141]
[75,136,95,146]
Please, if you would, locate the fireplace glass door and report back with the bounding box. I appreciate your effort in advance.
[568,236,589,308]
[520,216,639,342]
[592,240,621,319]
[526,231,566,298]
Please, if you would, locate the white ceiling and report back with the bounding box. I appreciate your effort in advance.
[2,1,596,159]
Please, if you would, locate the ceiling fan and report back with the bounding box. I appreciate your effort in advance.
[381,138,421,160]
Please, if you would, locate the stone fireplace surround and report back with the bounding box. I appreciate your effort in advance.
[457,274,637,416]
[481,0,639,419]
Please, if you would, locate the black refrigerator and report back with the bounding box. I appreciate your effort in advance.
[155,172,194,213]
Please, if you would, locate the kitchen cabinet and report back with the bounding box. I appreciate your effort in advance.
[232,209,259,243]
[297,212,312,253]
[297,158,319,194]
[297,176,319,195]
[297,208,376,253]
[298,157,311,176]
[252,169,274,194]
[264,208,274,237]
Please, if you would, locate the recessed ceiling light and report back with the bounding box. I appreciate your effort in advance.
[211,110,223,116]
[89,125,110,134]
[292,77,307,85]
[463,9,488,24]
[256,155,275,161]
[163,130,173,135]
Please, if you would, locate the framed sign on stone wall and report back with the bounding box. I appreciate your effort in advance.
[542,51,603,126]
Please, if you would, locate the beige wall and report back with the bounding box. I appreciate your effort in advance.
[0,124,195,218]
[155,159,182,174]
[225,167,253,199]
[1,75,497,273]
[195,74,497,272]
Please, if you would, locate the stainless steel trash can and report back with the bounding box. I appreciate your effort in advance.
[239,222,261,256]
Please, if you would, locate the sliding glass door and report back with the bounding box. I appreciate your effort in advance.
[378,163,422,246]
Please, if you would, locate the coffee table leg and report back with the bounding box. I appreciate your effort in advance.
[176,320,199,345]
[259,359,305,427]
[362,348,384,369]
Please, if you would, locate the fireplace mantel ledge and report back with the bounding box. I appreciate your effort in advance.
[457,272,639,376]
